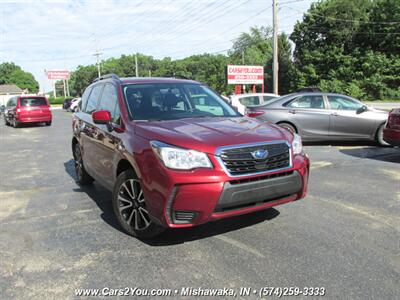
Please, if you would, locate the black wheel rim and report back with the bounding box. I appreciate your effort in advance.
[74,145,83,180]
[118,179,151,231]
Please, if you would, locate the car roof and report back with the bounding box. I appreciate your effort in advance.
[96,77,201,85]
[230,93,279,98]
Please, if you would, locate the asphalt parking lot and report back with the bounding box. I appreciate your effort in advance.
[0,109,399,299]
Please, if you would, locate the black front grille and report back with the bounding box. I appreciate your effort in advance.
[219,143,291,176]
[173,211,197,224]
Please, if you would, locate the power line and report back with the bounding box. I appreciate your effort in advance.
[99,0,246,53]
[160,0,251,42]
[168,6,272,57]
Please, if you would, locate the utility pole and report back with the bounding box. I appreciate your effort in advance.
[92,50,102,78]
[135,53,139,77]
[63,79,67,97]
[272,0,279,95]
[66,79,70,97]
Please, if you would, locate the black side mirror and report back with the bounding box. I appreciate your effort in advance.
[356,105,368,114]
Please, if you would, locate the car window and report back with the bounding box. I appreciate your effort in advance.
[98,83,120,124]
[19,97,47,107]
[84,84,103,114]
[328,96,363,110]
[7,97,16,107]
[123,83,238,120]
[239,96,260,107]
[80,87,92,112]
[287,95,325,109]
[189,94,223,115]
[262,95,277,102]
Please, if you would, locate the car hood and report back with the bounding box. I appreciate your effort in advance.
[134,117,290,154]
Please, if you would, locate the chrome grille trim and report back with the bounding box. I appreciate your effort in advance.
[215,140,292,177]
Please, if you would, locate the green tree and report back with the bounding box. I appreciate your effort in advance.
[69,65,97,96]
[290,0,400,100]
[0,62,39,93]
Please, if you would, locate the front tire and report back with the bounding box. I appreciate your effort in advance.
[73,143,94,185]
[278,122,296,134]
[4,117,10,126]
[376,124,390,146]
[112,169,165,238]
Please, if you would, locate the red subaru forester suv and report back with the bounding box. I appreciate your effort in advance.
[72,74,310,238]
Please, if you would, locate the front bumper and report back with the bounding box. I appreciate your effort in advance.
[383,128,400,146]
[214,171,302,212]
[142,152,309,228]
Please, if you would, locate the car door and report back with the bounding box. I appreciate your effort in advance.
[91,83,122,188]
[79,84,104,179]
[327,95,375,138]
[284,94,330,138]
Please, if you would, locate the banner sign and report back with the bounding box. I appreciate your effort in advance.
[227,65,264,84]
[45,70,70,80]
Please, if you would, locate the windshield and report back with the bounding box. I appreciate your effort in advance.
[122,83,239,121]
[20,97,48,107]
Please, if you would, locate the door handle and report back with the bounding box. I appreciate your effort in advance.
[289,110,296,114]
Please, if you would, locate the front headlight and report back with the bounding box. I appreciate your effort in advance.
[151,141,213,170]
[292,133,303,155]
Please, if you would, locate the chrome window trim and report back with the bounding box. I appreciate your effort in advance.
[214,140,293,178]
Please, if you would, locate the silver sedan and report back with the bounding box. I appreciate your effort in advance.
[246,93,389,145]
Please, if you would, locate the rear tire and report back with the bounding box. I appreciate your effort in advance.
[73,143,94,185]
[376,124,390,146]
[12,118,19,128]
[45,121,52,126]
[112,169,165,238]
[278,122,296,134]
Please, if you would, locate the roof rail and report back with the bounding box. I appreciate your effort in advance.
[164,73,191,80]
[92,73,120,83]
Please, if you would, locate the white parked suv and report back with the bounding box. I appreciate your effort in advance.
[230,93,279,115]
[69,97,81,112]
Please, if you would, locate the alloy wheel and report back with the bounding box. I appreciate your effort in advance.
[118,179,151,231]
[74,145,83,180]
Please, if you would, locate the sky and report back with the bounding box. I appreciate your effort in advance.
[0,0,315,92]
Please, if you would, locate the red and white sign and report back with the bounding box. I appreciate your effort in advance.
[227,65,264,84]
[45,70,70,80]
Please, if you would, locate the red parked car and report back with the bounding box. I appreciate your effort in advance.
[383,108,400,146]
[72,74,310,238]
[4,96,52,127]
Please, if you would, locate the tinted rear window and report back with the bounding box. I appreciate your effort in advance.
[20,97,47,107]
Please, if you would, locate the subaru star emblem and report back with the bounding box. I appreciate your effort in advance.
[251,149,268,160]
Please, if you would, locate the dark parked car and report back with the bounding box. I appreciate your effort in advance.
[246,93,389,145]
[63,97,74,110]
[383,109,400,146]
[4,96,52,127]
[72,74,310,238]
